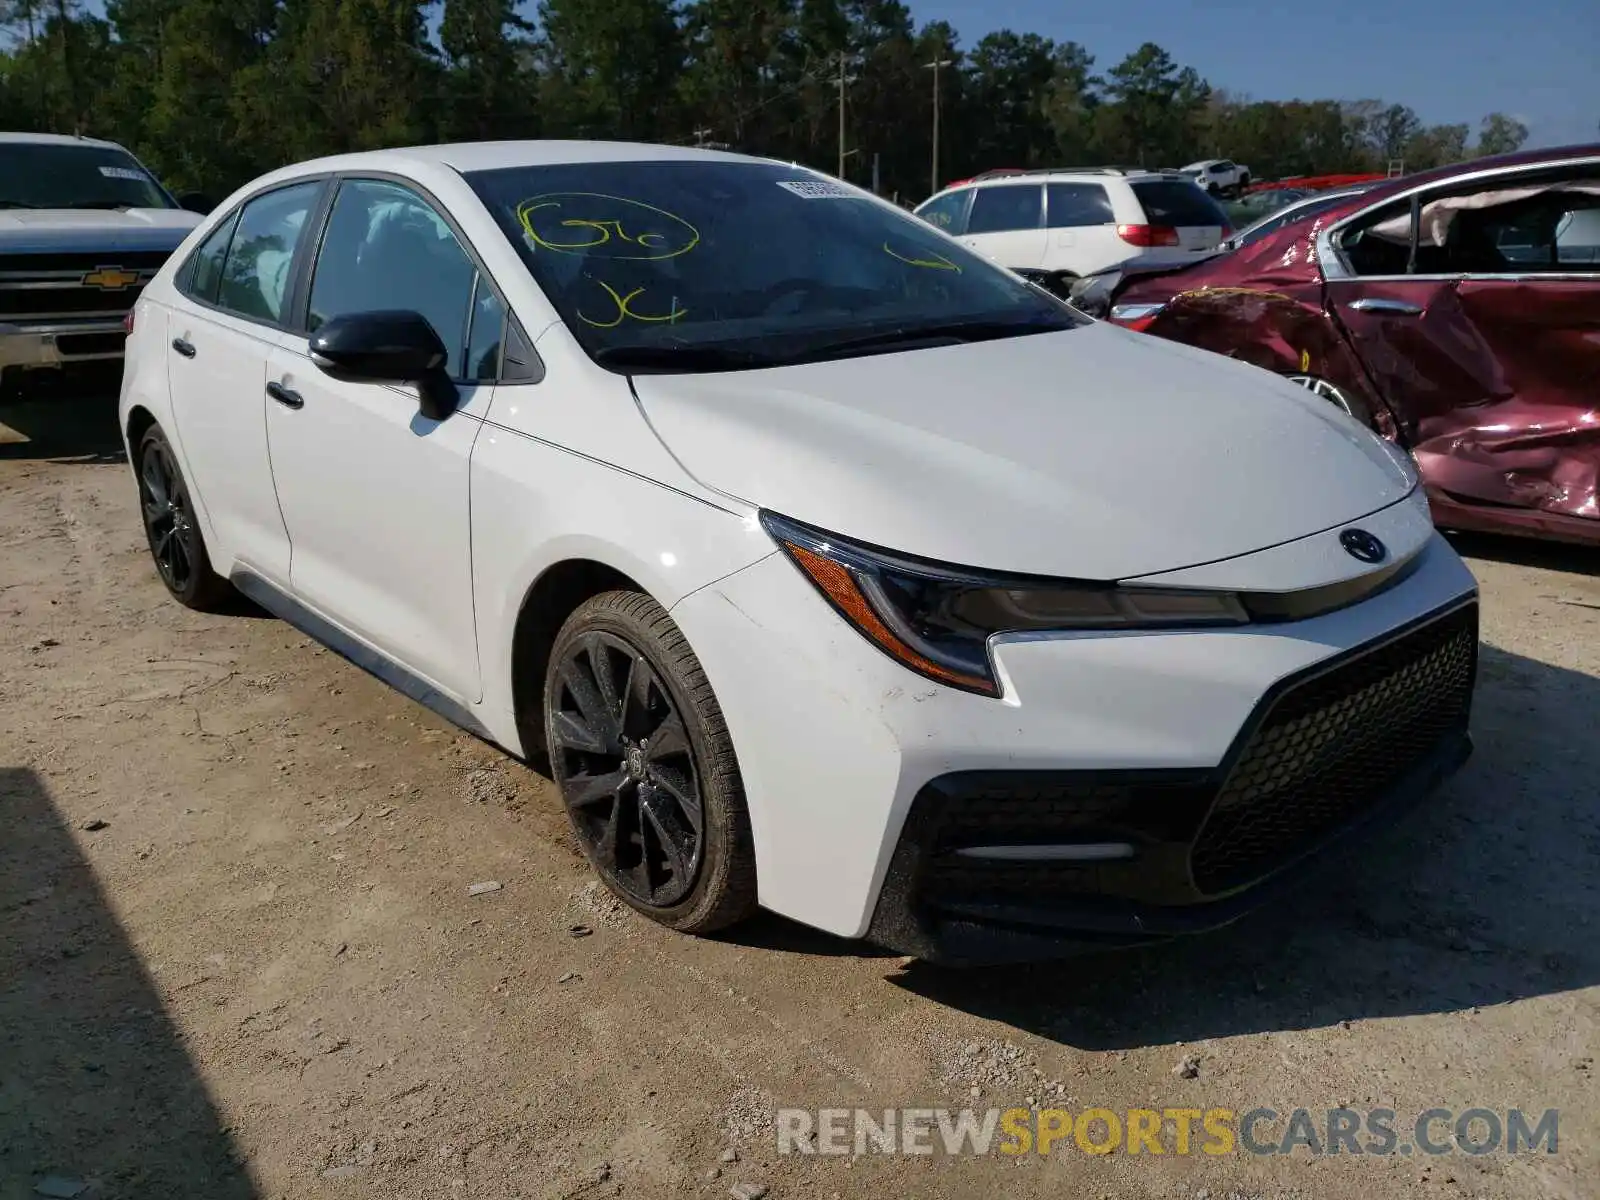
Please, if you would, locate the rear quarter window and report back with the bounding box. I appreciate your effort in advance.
[1131,181,1229,227]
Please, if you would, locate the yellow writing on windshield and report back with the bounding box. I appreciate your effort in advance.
[577,280,687,328]
[518,193,700,262]
[882,243,961,271]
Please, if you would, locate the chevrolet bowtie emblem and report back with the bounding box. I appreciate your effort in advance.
[82,266,140,290]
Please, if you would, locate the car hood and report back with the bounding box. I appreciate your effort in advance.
[0,208,202,254]
[632,322,1415,580]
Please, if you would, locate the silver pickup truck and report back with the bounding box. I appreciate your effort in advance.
[0,132,206,400]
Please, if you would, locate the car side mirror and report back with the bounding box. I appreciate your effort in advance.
[178,191,214,215]
[309,310,458,421]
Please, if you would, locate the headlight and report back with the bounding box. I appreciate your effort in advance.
[761,511,1248,697]
[1374,432,1420,488]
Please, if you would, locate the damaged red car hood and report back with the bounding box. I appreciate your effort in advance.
[633,323,1416,580]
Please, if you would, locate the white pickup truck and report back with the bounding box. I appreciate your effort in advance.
[1182,159,1252,197]
[0,132,207,401]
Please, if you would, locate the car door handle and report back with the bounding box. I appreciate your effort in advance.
[1345,298,1424,315]
[170,337,196,358]
[266,381,304,410]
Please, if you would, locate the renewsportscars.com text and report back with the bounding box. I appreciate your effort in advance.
[776,1106,1559,1158]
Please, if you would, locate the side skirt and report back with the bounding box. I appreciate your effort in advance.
[231,567,498,746]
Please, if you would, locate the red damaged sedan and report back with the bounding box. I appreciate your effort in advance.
[1082,145,1600,547]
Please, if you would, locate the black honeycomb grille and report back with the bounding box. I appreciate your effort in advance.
[1189,603,1477,895]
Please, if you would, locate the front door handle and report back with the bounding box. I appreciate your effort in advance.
[266,381,304,410]
[1345,297,1424,316]
[170,337,196,358]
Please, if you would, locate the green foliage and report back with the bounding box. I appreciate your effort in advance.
[1476,112,1529,158]
[0,0,1544,203]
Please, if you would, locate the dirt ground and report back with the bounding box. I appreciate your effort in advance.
[2,396,1596,1200]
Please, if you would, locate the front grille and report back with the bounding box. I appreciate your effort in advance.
[55,331,126,357]
[0,250,170,320]
[0,250,172,274]
[1189,603,1477,894]
[0,285,145,318]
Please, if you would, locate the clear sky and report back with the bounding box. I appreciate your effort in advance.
[916,0,1599,148]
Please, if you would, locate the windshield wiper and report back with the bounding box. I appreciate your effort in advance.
[0,200,40,209]
[788,317,1068,365]
[593,344,781,374]
[59,200,134,210]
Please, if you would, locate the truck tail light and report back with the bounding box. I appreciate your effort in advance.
[1117,224,1181,247]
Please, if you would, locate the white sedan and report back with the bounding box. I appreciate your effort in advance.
[120,141,1478,965]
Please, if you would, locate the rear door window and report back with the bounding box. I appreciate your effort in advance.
[1046,183,1113,228]
[965,184,1043,235]
[1131,181,1229,227]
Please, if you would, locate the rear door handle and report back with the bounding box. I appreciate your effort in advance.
[266,381,304,410]
[170,337,196,358]
[1345,298,1424,315]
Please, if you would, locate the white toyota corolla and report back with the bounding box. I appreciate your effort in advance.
[119,142,1479,964]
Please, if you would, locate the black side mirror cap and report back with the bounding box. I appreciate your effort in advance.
[309,310,458,421]
[178,191,214,215]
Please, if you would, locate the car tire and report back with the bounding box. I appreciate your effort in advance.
[135,425,233,610]
[544,589,757,934]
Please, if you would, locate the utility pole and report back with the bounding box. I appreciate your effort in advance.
[924,55,953,196]
[837,51,848,179]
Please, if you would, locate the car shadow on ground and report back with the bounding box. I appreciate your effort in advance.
[1445,530,1600,578]
[0,392,126,464]
[0,768,259,1200]
[886,643,1600,1049]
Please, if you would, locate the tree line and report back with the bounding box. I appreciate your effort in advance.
[0,0,1533,205]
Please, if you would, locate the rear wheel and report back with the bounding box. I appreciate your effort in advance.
[544,590,757,934]
[136,425,232,610]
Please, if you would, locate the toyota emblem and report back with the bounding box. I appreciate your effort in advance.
[1339,528,1387,563]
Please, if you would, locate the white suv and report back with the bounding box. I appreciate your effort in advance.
[914,168,1231,296]
[1183,159,1252,196]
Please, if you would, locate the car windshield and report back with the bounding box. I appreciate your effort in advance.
[465,159,1084,373]
[0,141,174,210]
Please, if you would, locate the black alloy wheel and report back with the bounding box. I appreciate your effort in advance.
[551,629,703,906]
[544,591,756,932]
[136,426,230,610]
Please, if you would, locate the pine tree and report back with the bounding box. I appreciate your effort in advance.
[535,0,683,141]
[440,0,538,142]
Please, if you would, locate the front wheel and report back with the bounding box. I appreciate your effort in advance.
[1286,374,1373,426]
[136,425,232,610]
[544,590,757,934]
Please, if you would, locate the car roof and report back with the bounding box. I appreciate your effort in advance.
[1346,142,1600,209]
[0,131,126,150]
[257,139,775,182]
[928,169,1190,202]
[1182,160,1224,170]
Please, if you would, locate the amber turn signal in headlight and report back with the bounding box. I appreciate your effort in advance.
[761,511,1247,698]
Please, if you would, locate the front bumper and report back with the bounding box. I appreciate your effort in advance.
[0,318,127,372]
[668,507,1480,956]
[866,600,1475,964]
